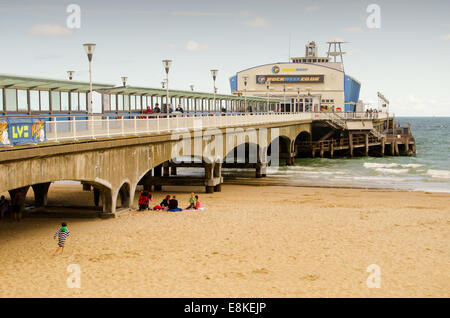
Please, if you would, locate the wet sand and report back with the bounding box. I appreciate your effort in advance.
[0,184,449,297]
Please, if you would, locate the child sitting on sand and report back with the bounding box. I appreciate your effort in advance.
[186,192,196,209]
[53,222,70,256]
[194,195,202,210]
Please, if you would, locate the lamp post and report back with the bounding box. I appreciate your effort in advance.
[162,59,172,114]
[297,88,300,113]
[121,76,128,87]
[161,80,166,89]
[243,75,248,113]
[266,81,270,112]
[283,84,286,113]
[67,70,75,80]
[189,84,194,91]
[83,43,96,113]
[210,69,218,113]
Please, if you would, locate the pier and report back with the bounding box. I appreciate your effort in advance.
[0,75,416,218]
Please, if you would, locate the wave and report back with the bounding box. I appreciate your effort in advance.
[427,169,450,179]
[364,162,424,169]
[375,168,409,174]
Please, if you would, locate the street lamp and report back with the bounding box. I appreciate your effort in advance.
[189,84,194,91]
[283,84,286,113]
[266,81,270,112]
[161,80,166,89]
[67,70,75,80]
[297,88,300,113]
[162,59,172,114]
[243,75,248,113]
[121,76,128,87]
[83,43,96,113]
[210,69,218,113]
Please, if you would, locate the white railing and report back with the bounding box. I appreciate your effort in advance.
[44,112,315,142]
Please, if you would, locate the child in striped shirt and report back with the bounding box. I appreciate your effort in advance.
[53,222,70,256]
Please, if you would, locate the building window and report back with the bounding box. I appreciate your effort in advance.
[0,89,3,110]
[30,90,40,111]
[70,92,79,111]
[17,89,28,111]
[40,91,49,111]
[79,92,87,111]
[5,89,17,111]
[51,91,61,111]
[130,95,135,110]
[136,95,141,109]
[124,95,129,110]
[110,94,116,111]
[118,94,123,110]
[61,92,69,111]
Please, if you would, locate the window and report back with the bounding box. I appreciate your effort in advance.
[130,95,135,110]
[124,95,129,110]
[30,90,40,111]
[79,92,86,111]
[40,91,49,111]
[0,89,3,110]
[17,90,28,111]
[136,95,141,109]
[61,92,69,111]
[118,94,123,110]
[110,94,116,111]
[51,91,61,111]
[71,92,79,111]
[5,89,16,111]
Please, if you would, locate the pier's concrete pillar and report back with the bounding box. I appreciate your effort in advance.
[320,143,324,158]
[141,170,153,191]
[8,186,30,214]
[381,138,385,157]
[394,141,400,156]
[99,188,115,218]
[349,132,354,158]
[391,141,395,156]
[163,165,170,177]
[93,187,100,207]
[205,163,215,193]
[213,162,222,192]
[365,133,369,156]
[405,138,410,155]
[330,143,334,158]
[256,162,267,178]
[170,166,177,176]
[32,182,51,207]
[154,164,162,191]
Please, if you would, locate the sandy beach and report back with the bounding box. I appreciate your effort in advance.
[0,184,449,298]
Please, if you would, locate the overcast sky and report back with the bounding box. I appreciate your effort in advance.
[0,0,449,116]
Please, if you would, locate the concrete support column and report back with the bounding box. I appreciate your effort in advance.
[213,162,222,192]
[32,182,51,207]
[391,141,395,156]
[163,165,170,177]
[365,133,369,156]
[170,166,177,176]
[205,162,215,193]
[394,140,400,156]
[100,188,114,218]
[154,164,162,191]
[330,143,334,158]
[256,161,267,178]
[320,143,324,158]
[8,186,30,218]
[93,187,100,207]
[381,138,385,156]
[349,132,354,158]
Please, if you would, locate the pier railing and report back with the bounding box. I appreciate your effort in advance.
[44,112,314,143]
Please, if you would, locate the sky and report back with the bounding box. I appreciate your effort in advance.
[0,0,449,116]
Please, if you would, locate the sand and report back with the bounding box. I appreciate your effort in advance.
[0,184,449,298]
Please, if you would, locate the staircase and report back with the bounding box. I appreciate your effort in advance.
[324,113,347,130]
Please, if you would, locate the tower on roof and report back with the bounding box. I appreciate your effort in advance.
[305,41,318,58]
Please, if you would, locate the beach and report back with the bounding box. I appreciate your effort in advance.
[0,184,449,298]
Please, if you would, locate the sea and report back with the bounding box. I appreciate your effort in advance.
[258,117,450,193]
